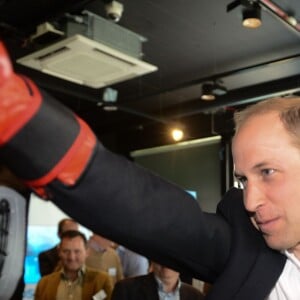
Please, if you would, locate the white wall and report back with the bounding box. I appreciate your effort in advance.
[28,193,69,225]
[28,193,92,236]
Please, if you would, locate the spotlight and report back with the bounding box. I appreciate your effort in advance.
[169,124,185,142]
[227,0,262,29]
[201,83,216,101]
[201,81,227,101]
[242,3,262,28]
[171,128,184,142]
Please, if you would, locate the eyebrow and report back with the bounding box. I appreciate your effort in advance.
[252,162,269,171]
[233,172,243,178]
[234,162,269,178]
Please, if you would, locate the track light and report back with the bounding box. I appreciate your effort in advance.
[242,3,261,28]
[201,83,216,101]
[227,0,262,29]
[201,81,227,101]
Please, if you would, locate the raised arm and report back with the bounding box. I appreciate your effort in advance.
[0,42,232,282]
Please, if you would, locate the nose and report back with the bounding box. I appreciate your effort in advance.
[243,181,265,213]
[67,251,76,260]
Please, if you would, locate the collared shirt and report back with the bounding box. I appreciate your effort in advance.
[116,245,149,277]
[88,240,106,253]
[56,267,85,300]
[86,242,123,286]
[155,275,181,300]
[267,250,300,300]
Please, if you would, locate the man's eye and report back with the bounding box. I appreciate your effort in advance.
[261,168,275,176]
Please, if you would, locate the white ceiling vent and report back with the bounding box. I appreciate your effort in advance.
[17,34,158,88]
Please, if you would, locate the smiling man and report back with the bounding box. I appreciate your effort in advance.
[38,218,79,276]
[34,231,113,300]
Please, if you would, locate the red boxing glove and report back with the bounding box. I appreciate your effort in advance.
[0,42,42,145]
[0,41,96,198]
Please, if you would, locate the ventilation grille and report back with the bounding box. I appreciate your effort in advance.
[17,34,157,88]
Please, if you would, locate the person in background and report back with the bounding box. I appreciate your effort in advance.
[38,218,79,276]
[111,261,204,300]
[34,230,113,300]
[85,234,123,286]
[113,243,149,278]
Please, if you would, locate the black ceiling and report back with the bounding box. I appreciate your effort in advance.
[1,0,300,154]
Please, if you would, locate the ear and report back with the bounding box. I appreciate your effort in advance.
[57,244,63,258]
[85,246,91,257]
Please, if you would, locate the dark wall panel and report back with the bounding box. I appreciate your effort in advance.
[132,137,221,212]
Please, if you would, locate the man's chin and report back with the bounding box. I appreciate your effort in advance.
[264,235,286,251]
[65,266,81,272]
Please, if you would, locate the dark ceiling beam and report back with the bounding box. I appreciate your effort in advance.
[24,68,175,126]
[15,50,300,131]
[29,66,300,132]
[88,73,300,138]
[122,52,300,109]
[161,73,300,119]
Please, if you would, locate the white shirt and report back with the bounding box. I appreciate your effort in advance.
[155,275,181,300]
[267,251,300,300]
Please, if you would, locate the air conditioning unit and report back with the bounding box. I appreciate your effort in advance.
[17,12,158,88]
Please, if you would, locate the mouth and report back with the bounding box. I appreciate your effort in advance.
[256,217,280,234]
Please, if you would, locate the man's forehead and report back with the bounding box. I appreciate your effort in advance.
[233,112,285,147]
[61,237,84,247]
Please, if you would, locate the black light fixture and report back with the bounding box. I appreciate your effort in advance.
[201,81,227,101]
[201,82,216,101]
[97,87,119,111]
[227,0,262,29]
[242,2,262,28]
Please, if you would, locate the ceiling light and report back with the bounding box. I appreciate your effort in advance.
[201,81,227,101]
[171,127,184,142]
[227,0,262,29]
[201,83,216,101]
[242,3,262,28]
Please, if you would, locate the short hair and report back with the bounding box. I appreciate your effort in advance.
[60,230,87,246]
[57,218,77,237]
[234,97,300,147]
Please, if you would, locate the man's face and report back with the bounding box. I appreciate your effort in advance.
[151,263,179,283]
[59,236,87,273]
[232,111,300,256]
